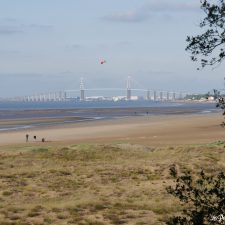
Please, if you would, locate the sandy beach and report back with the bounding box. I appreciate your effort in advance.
[0,108,225,224]
[0,112,224,147]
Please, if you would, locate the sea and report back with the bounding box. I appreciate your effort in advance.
[0,100,218,111]
[0,100,220,131]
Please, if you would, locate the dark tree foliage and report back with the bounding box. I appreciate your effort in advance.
[166,166,225,225]
[212,88,225,127]
[186,0,225,68]
[175,1,225,224]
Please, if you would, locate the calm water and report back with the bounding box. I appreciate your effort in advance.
[0,100,219,131]
[0,100,216,110]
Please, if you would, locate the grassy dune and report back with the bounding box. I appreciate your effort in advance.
[0,142,225,225]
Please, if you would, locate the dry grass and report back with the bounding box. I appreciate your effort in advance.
[0,141,224,224]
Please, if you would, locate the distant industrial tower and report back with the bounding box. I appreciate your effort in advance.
[167,92,170,101]
[179,92,182,99]
[154,91,157,101]
[147,89,150,100]
[173,92,176,100]
[160,92,163,101]
[126,76,131,100]
[80,77,85,101]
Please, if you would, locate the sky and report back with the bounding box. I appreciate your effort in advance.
[0,0,224,97]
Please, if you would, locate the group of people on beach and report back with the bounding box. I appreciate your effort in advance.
[26,134,45,143]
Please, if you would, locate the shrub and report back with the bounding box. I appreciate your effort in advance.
[166,166,225,225]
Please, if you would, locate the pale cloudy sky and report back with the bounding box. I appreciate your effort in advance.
[0,0,224,97]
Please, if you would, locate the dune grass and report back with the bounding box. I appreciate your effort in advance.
[0,141,224,224]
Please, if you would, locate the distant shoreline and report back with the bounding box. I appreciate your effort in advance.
[0,102,219,132]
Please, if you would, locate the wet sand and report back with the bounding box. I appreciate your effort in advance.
[0,112,224,147]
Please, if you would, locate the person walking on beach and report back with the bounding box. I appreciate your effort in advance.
[26,134,29,142]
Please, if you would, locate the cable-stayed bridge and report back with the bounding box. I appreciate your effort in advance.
[13,77,193,102]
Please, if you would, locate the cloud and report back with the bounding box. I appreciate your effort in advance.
[116,41,132,46]
[103,1,200,23]
[0,25,23,35]
[0,49,20,55]
[103,11,147,23]
[0,22,53,36]
[65,44,82,51]
[28,24,53,31]
[2,18,18,23]
[68,44,81,49]
[143,2,200,13]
